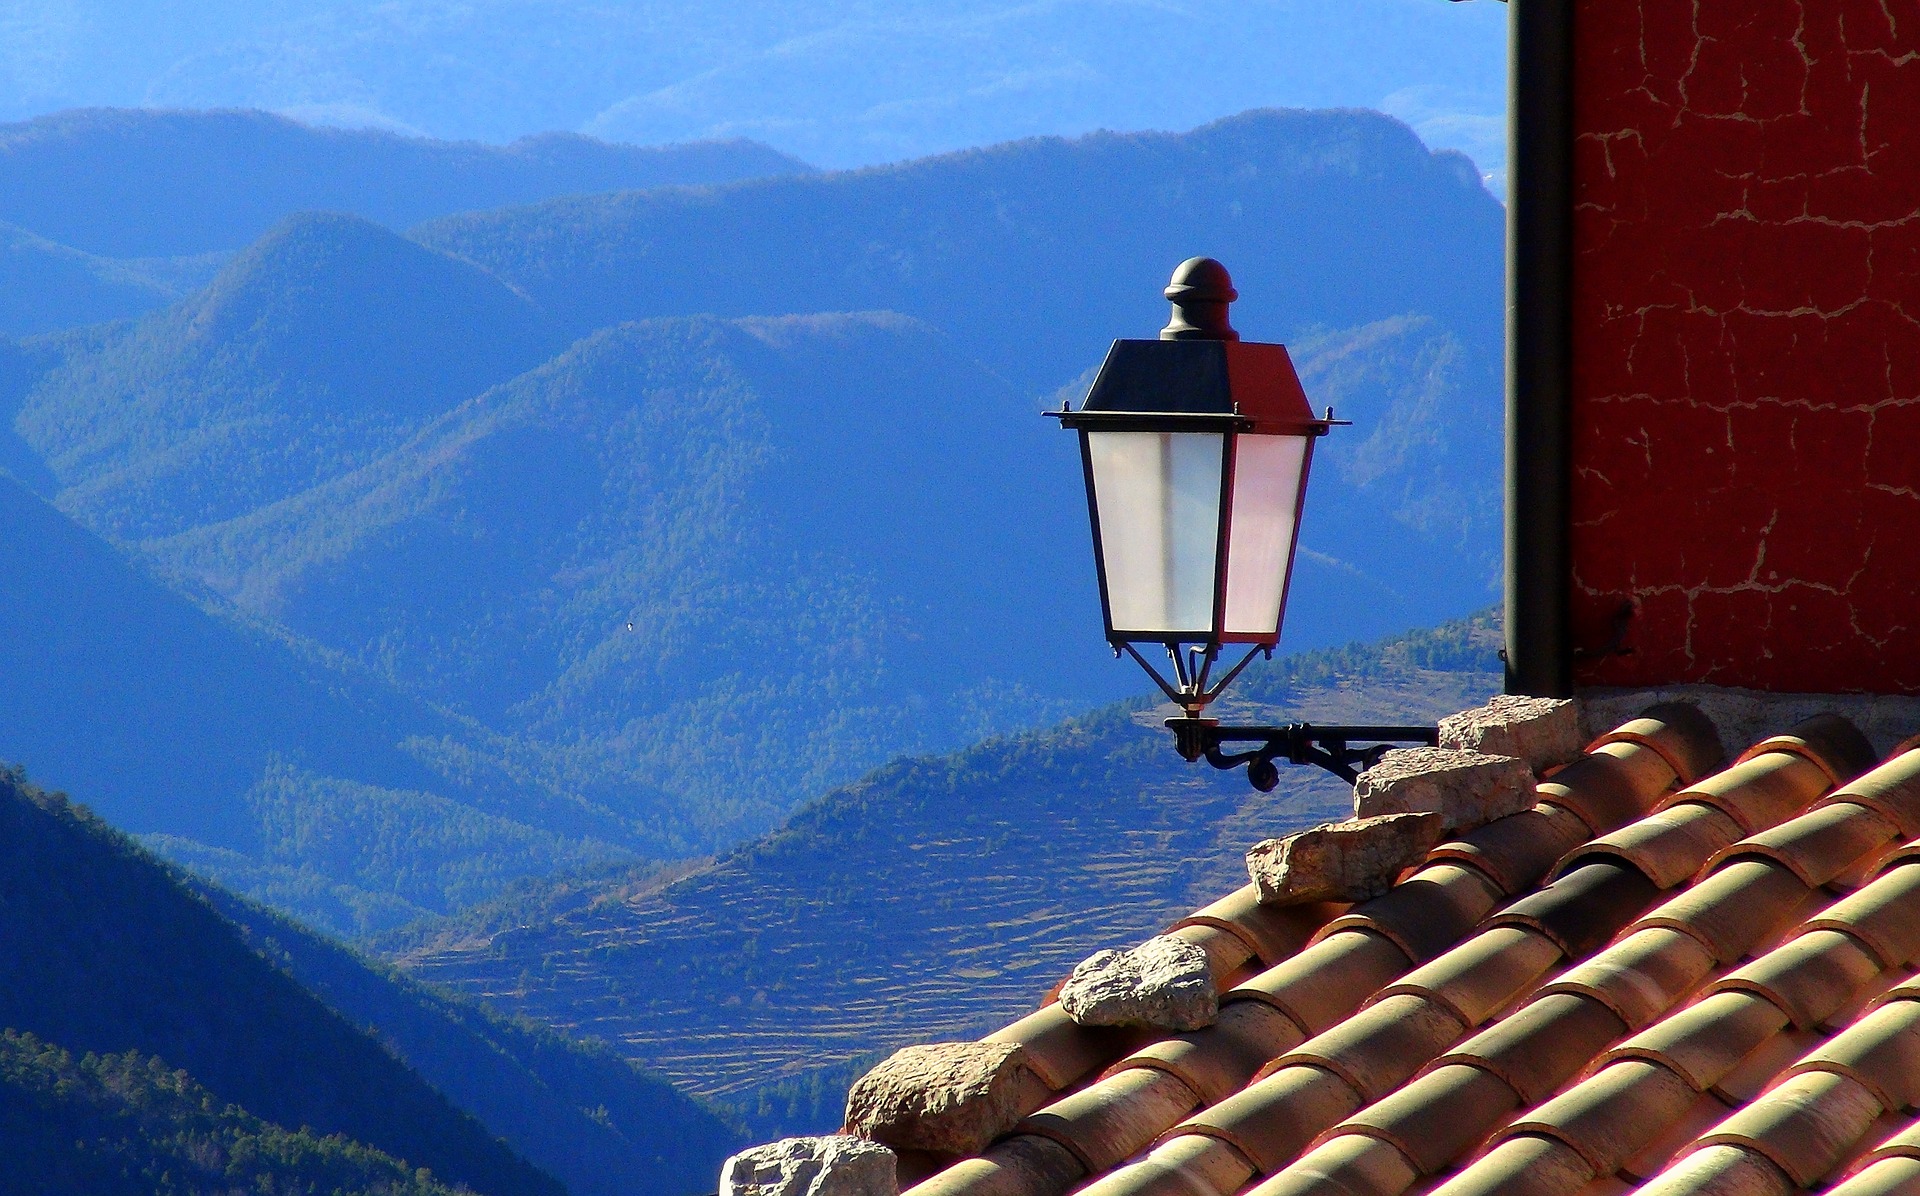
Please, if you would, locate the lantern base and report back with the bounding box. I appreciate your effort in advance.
[1164,718,1439,789]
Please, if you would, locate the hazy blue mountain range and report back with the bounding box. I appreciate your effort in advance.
[0,3,1507,186]
[0,220,230,336]
[0,766,564,1196]
[1,108,1504,937]
[0,107,808,336]
[0,473,647,934]
[417,107,1500,396]
[0,107,811,258]
[391,617,1501,1153]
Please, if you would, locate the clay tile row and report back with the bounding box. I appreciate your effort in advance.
[1235,723,1898,1196]
[1436,810,1920,1196]
[898,705,1731,1196]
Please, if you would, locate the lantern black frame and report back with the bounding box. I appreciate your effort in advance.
[1051,405,1331,721]
[1052,261,1439,789]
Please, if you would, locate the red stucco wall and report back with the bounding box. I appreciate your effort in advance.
[1569,0,1920,693]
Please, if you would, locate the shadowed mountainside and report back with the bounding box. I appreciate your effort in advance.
[0,766,564,1196]
[194,881,745,1196]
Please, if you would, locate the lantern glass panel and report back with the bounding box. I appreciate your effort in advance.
[1086,430,1224,635]
[1221,433,1310,639]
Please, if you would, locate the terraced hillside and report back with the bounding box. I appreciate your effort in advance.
[394,619,1501,1101]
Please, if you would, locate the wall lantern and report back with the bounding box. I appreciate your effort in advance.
[1051,259,1437,789]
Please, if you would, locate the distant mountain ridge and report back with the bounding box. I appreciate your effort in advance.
[0,107,813,258]
[0,107,811,336]
[417,107,1500,395]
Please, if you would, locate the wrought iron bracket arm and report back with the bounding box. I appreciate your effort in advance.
[1166,717,1440,789]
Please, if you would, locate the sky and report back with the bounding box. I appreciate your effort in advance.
[0,0,1510,189]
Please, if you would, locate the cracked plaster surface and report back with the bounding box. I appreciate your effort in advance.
[1569,0,1920,693]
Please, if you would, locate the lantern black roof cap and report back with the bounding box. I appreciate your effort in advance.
[1161,257,1240,342]
[1051,259,1328,434]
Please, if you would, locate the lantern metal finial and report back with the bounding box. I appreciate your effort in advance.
[1160,257,1240,342]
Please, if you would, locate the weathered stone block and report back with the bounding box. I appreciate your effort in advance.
[1353,747,1536,832]
[1058,935,1216,1030]
[1245,812,1446,905]
[1440,694,1584,774]
[719,1135,897,1196]
[844,1041,1036,1156]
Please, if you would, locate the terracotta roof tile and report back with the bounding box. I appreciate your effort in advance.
[1436,992,1628,1106]
[1710,1025,1823,1106]
[1606,991,1792,1090]
[1829,752,1920,841]
[1509,1058,1699,1174]
[1335,1062,1517,1172]
[1015,1066,1200,1173]
[1429,1134,1597,1196]
[1832,1156,1920,1195]
[1567,802,1747,889]
[1534,746,1674,837]
[1589,703,1726,786]
[1619,1088,1738,1180]
[1311,863,1504,964]
[1538,926,1717,1030]
[886,711,1920,1196]
[1806,861,1920,967]
[1664,748,1834,837]
[1226,930,1411,1036]
[1785,997,1920,1108]
[1262,994,1468,1103]
[1115,1000,1305,1104]
[1707,800,1903,889]
[1712,928,1884,1029]
[1426,802,1593,894]
[1172,1060,1364,1173]
[1374,925,1563,1026]
[1834,1111,1915,1180]
[1696,1069,1884,1185]
[1071,1132,1253,1196]
[1856,1116,1920,1165]
[1632,859,1817,963]
[1243,1131,1419,1196]
[1737,714,1880,787]
[982,1003,1150,1092]
[1485,860,1660,957]
[1161,922,1262,988]
[1167,887,1342,969]
[1634,1143,1795,1196]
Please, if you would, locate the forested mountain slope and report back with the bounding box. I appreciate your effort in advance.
[0,1031,465,1196]
[196,883,744,1196]
[0,766,562,1196]
[0,107,811,258]
[394,617,1502,1113]
[0,474,638,934]
[4,108,1505,934]
[0,221,225,337]
[22,212,571,536]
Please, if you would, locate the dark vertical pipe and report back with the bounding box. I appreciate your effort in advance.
[1505,0,1576,697]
